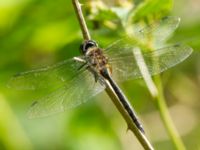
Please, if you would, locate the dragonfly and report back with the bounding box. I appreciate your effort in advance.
[8,16,193,133]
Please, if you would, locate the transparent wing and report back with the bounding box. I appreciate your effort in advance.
[7,58,84,90]
[27,70,105,119]
[105,16,181,58]
[104,16,192,82]
[106,43,193,82]
[134,16,180,48]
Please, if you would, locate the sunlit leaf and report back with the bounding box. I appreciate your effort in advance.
[130,0,173,22]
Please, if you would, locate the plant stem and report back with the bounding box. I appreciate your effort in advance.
[126,12,186,149]
[72,0,91,40]
[105,80,154,150]
[72,0,154,149]
[154,76,186,150]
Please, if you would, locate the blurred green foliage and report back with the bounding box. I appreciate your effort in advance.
[0,0,200,150]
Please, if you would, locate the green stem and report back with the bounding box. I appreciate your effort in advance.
[126,12,186,149]
[154,76,186,150]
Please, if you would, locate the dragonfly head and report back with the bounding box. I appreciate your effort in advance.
[80,40,98,55]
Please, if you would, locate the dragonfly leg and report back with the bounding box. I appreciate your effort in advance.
[73,57,86,63]
[73,57,89,71]
[94,72,99,82]
[78,63,88,71]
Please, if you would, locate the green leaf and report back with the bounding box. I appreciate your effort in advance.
[130,0,173,22]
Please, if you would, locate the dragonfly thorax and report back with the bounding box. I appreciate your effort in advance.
[80,40,111,76]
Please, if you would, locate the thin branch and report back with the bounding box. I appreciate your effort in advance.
[105,80,154,150]
[72,0,91,40]
[72,0,154,149]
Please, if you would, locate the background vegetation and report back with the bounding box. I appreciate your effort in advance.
[0,0,200,150]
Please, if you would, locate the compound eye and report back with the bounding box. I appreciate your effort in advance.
[85,41,96,50]
[80,40,97,54]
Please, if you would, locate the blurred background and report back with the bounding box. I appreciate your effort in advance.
[0,0,200,150]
